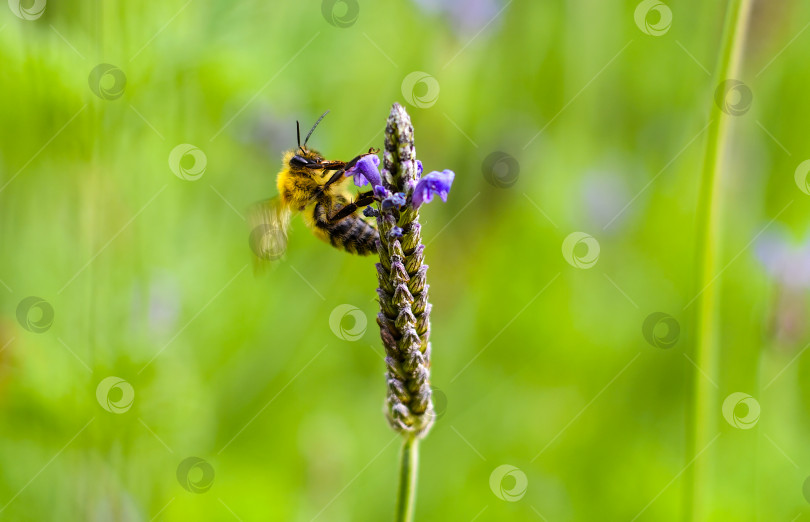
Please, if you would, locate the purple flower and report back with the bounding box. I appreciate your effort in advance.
[416,160,423,177]
[363,206,379,218]
[345,154,382,187]
[373,185,390,199]
[382,192,407,211]
[389,227,403,238]
[412,170,455,208]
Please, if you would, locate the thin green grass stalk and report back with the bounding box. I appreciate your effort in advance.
[395,435,419,522]
[687,1,753,519]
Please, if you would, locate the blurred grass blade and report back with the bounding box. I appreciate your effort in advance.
[688,1,754,520]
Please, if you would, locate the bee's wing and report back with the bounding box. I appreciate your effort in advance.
[247,197,291,266]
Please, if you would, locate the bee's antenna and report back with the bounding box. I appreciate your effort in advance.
[303,110,330,147]
[296,121,301,149]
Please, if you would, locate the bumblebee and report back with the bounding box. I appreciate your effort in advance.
[249,112,379,261]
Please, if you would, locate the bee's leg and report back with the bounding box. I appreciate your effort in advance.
[321,151,378,190]
[321,166,349,190]
[343,151,375,171]
[329,191,375,222]
[309,149,378,174]
[306,161,345,170]
[311,151,380,203]
[305,161,347,195]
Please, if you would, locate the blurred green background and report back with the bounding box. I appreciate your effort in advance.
[1,0,809,520]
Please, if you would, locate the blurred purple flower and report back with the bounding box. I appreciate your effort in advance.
[239,104,289,161]
[582,169,634,232]
[148,278,181,334]
[412,0,503,37]
[755,228,810,346]
[755,229,810,289]
[413,170,455,208]
[131,273,181,338]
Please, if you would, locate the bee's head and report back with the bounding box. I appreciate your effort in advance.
[287,111,329,172]
[287,148,323,169]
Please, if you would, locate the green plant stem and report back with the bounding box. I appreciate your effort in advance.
[395,435,419,522]
[687,1,753,520]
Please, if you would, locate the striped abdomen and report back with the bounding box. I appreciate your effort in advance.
[310,200,379,255]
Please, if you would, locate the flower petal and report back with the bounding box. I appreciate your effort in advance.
[373,185,390,199]
[345,154,382,188]
[412,170,455,208]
